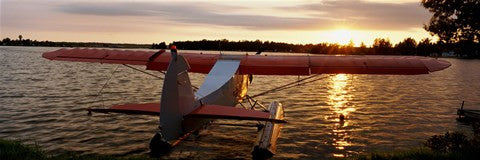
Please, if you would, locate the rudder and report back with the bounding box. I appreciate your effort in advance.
[158,49,197,141]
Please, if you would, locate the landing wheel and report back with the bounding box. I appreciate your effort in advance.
[192,130,202,140]
[252,146,273,160]
[256,124,265,132]
[149,132,172,157]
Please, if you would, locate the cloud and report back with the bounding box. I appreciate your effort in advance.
[288,0,431,30]
[2,0,430,33]
[1,0,160,33]
[55,2,321,30]
[54,0,430,31]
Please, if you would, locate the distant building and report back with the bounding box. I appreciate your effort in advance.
[441,51,456,57]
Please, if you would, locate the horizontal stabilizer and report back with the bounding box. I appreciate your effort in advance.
[185,105,287,123]
[88,103,160,116]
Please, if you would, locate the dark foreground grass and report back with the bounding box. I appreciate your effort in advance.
[347,147,478,160]
[0,139,46,160]
[0,139,150,160]
[346,131,480,160]
[2,131,479,160]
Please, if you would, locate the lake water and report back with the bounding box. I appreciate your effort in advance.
[1,46,479,159]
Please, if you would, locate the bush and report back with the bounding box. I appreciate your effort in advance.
[0,139,45,160]
[0,139,150,160]
[350,132,480,160]
[423,131,480,159]
[424,132,470,153]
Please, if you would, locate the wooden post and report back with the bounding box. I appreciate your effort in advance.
[458,101,465,119]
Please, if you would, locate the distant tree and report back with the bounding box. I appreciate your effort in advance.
[158,42,167,49]
[357,42,368,55]
[1,38,11,45]
[395,38,417,55]
[310,43,327,54]
[422,0,480,43]
[152,42,168,49]
[18,35,23,41]
[253,39,262,51]
[344,40,355,54]
[417,38,435,56]
[23,39,32,46]
[327,43,340,55]
[422,0,480,57]
[347,40,354,48]
[372,38,393,54]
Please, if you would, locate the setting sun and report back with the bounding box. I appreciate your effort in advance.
[317,29,357,46]
[331,29,353,45]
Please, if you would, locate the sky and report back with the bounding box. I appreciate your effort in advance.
[1,0,435,46]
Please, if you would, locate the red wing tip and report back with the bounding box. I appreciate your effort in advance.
[438,59,452,69]
[423,58,452,72]
[42,50,59,60]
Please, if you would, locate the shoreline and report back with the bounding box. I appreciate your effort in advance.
[2,131,479,160]
[0,45,467,59]
[3,38,478,58]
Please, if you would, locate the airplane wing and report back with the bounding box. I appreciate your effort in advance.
[43,48,451,75]
[42,48,157,65]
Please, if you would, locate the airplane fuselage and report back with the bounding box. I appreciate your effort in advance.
[182,57,250,134]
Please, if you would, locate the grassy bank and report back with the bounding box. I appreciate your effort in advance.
[0,139,46,160]
[2,132,479,160]
[347,131,480,160]
[0,139,149,160]
[348,148,477,160]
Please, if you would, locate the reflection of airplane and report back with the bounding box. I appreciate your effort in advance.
[42,47,450,159]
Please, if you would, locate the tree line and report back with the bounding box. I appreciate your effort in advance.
[0,36,150,48]
[420,0,480,58]
[2,36,477,57]
[169,38,456,56]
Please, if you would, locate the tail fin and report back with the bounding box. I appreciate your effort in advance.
[159,49,197,141]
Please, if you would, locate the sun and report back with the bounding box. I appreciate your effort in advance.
[330,29,353,45]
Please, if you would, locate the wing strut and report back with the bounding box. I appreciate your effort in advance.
[249,74,332,98]
[122,64,165,80]
[88,65,120,110]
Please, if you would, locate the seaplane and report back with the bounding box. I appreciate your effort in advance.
[42,46,451,159]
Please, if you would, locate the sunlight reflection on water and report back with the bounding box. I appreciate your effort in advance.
[328,74,355,157]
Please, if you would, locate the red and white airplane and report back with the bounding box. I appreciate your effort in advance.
[42,47,450,159]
